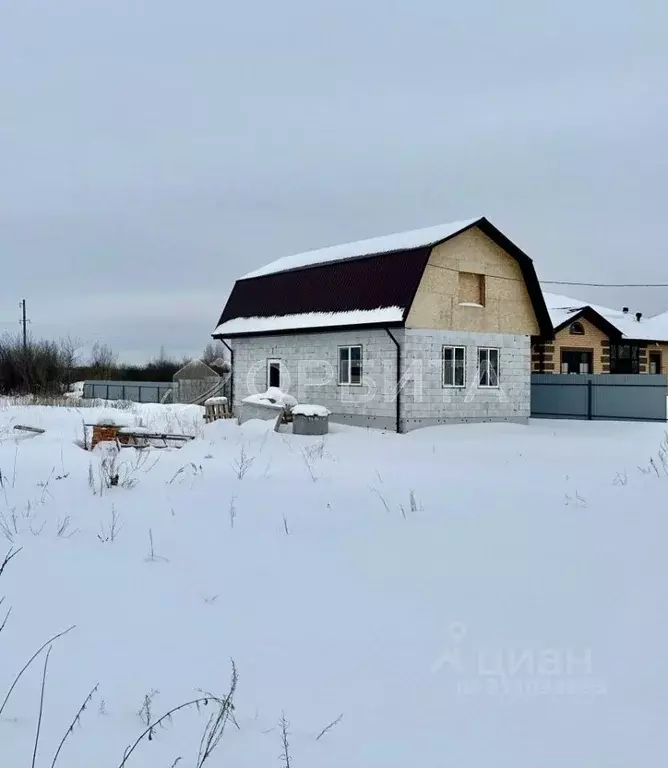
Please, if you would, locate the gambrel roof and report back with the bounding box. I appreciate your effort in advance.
[214,217,552,338]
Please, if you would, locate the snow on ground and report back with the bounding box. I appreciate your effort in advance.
[1,400,668,767]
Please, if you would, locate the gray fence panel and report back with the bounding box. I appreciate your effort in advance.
[590,374,667,421]
[531,374,667,422]
[82,380,171,404]
[530,374,591,420]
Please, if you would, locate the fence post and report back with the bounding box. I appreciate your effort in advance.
[587,379,593,420]
[106,384,110,400]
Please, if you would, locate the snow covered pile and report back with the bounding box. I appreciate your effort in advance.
[242,388,331,417]
[242,387,298,409]
[204,396,228,406]
[94,412,135,427]
[291,404,331,417]
[1,403,668,767]
[64,381,85,399]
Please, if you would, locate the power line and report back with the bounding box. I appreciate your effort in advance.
[542,280,668,288]
[430,263,668,288]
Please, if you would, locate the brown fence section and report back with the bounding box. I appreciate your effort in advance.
[531,374,667,422]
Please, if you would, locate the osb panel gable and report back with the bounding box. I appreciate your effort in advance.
[459,271,485,304]
[405,227,540,334]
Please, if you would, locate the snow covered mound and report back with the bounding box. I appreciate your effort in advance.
[242,387,298,409]
[292,404,331,417]
[203,396,228,405]
[1,403,668,767]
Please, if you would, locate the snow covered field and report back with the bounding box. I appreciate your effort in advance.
[1,399,667,767]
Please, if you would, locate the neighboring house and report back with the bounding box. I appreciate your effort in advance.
[534,293,668,376]
[213,216,552,431]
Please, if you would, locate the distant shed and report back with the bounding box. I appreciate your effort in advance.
[172,358,230,404]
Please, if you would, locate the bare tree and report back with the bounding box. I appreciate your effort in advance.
[58,336,82,389]
[0,333,83,395]
[89,342,117,379]
[202,341,229,368]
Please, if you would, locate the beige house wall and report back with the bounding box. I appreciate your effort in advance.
[644,342,668,376]
[533,326,668,378]
[405,227,540,335]
[548,318,609,374]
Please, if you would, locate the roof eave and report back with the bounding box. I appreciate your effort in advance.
[621,336,668,344]
[212,320,405,340]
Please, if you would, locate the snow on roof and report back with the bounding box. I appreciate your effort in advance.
[214,307,404,336]
[543,292,668,342]
[639,311,668,343]
[543,292,593,329]
[241,217,482,279]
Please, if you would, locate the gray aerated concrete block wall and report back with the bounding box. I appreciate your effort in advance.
[230,328,531,432]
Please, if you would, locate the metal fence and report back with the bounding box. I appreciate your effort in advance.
[82,380,172,404]
[531,374,667,422]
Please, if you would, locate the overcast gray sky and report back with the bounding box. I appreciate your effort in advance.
[1,0,666,363]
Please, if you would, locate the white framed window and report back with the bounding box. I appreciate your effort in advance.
[442,346,466,387]
[339,345,362,385]
[267,359,282,389]
[478,347,500,387]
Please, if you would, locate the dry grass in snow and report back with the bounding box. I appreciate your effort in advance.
[0,399,667,766]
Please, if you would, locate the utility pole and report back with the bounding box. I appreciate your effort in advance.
[20,299,27,350]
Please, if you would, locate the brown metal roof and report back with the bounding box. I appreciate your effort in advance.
[214,218,553,339]
[216,246,432,330]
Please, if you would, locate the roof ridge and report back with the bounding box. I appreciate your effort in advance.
[240,216,483,280]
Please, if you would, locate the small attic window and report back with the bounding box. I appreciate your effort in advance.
[458,272,485,306]
[569,322,585,336]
